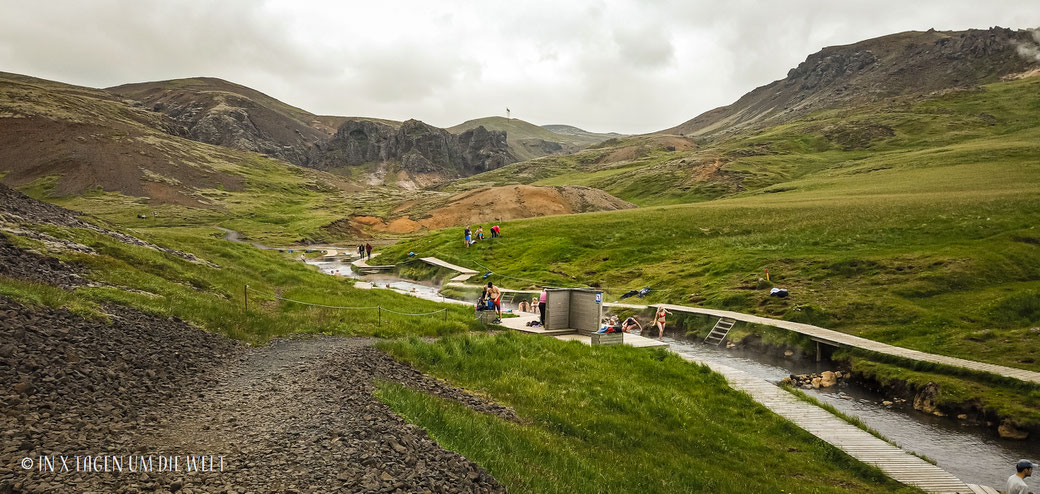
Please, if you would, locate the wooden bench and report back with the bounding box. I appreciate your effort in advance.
[590,332,623,345]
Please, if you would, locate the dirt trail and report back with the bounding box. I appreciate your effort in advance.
[139,337,509,493]
[1,294,510,493]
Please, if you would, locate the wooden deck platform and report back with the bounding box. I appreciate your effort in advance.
[653,303,1040,385]
[420,257,479,282]
[672,348,976,494]
[500,314,668,348]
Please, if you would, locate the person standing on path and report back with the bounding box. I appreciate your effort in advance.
[654,307,672,338]
[464,226,472,248]
[538,289,547,325]
[365,243,372,259]
[486,282,502,322]
[357,245,364,259]
[1007,459,1036,494]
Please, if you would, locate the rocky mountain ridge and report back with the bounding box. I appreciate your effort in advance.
[110,78,518,180]
[662,27,1040,137]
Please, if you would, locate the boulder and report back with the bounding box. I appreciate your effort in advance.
[913,382,940,415]
[811,377,822,389]
[819,371,837,387]
[997,419,1029,440]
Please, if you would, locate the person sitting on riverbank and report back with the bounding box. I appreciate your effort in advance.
[530,297,538,313]
[1007,459,1036,494]
[621,315,642,334]
[518,300,530,312]
[476,227,484,240]
[597,316,621,333]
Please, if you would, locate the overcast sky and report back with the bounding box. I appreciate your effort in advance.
[0,1,1036,133]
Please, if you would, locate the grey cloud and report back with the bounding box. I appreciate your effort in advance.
[0,0,1037,133]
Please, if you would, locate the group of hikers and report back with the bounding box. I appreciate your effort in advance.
[356,243,373,259]
[463,224,500,247]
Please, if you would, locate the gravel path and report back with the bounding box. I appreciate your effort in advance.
[1,299,510,493]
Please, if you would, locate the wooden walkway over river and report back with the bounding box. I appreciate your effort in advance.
[672,348,985,494]
[650,304,1040,385]
[420,257,479,282]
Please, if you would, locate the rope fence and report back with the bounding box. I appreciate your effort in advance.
[243,285,450,325]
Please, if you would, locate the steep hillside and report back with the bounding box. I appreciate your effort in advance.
[372,184,635,233]
[0,72,426,245]
[449,116,615,160]
[108,77,333,165]
[660,27,1039,138]
[110,78,517,181]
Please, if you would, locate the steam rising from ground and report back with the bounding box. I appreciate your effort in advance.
[1013,28,1040,62]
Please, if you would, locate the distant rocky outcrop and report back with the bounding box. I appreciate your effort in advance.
[309,118,515,177]
[109,78,328,166]
[661,27,1040,137]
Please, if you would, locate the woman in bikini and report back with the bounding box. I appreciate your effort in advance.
[654,307,672,338]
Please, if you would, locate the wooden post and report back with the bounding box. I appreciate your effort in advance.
[378,306,382,326]
[244,285,248,311]
[816,341,821,362]
[443,309,447,322]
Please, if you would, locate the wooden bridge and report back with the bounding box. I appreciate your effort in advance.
[420,257,479,282]
[650,303,1040,385]
[350,253,395,274]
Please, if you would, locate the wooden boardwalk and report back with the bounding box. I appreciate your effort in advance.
[500,313,668,348]
[653,303,1040,385]
[351,253,395,273]
[420,257,479,282]
[671,349,976,494]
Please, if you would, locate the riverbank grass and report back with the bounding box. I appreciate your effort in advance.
[0,225,482,344]
[377,332,922,493]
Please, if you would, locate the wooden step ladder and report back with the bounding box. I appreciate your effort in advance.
[704,317,736,346]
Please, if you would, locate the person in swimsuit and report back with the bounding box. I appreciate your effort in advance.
[654,307,672,338]
[464,226,472,247]
[621,315,642,333]
[487,282,502,322]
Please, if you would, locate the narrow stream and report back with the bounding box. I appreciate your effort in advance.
[664,337,1038,488]
[305,255,1036,487]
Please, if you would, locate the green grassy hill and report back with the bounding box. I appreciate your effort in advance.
[448,75,1040,207]
[383,75,1040,373]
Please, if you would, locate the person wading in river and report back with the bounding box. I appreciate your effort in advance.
[654,307,672,338]
[621,315,642,334]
